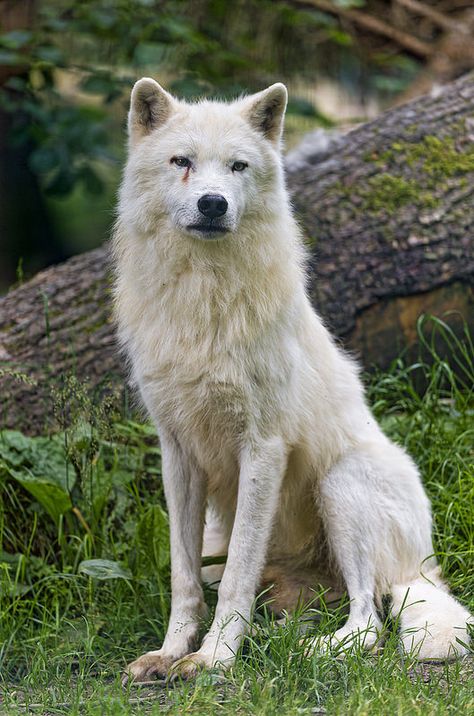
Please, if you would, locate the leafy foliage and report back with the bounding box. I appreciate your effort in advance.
[0,0,416,201]
[0,430,74,522]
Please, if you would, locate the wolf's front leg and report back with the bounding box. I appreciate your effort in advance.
[172,436,288,678]
[124,430,207,683]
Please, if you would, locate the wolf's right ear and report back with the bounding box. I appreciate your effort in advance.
[128,78,175,145]
[241,83,288,146]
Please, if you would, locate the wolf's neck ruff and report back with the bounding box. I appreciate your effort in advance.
[114,212,304,356]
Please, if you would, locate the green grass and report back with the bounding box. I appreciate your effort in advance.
[0,317,473,714]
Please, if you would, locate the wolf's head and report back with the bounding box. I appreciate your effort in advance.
[122,78,288,241]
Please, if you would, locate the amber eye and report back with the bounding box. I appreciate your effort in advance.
[171,156,192,168]
[232,161,248,172]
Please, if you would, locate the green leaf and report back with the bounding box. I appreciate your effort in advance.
[88,9,117,31]
[78,559,132,580]
[0,551,22,566]
[80,74,117,96]
[0,430,75,521]
[29,146,60,174]
[327,28,353,46]
[0,430,31,466]
[0,30,32,49]
[4,76,27,92]
[35,45,64,65]
[5,466,71,522]
[133,42,167,66]
[0,50,23,65]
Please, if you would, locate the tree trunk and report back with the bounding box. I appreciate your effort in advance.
[1,73,473,434]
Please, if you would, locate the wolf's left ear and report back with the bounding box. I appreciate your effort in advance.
[128,77,175,145]
[242,83,288,145]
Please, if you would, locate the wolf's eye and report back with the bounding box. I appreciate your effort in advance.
[232,161,248,172]
[171,156,192,168]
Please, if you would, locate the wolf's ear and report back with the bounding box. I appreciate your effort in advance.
[128,77,175,145]
[242,83,288,145]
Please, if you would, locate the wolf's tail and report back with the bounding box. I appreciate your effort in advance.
[391,567,472,659]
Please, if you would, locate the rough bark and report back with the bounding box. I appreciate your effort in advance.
[1,73,473,434]
[0,247,120,433]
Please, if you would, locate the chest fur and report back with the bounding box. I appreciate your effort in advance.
[137,327,295,448]
[115,233,301,465]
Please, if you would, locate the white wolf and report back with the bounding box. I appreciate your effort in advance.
[113,78,471,681]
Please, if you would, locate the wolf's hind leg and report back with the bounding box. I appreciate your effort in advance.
[313,446,472,659]
[318,452,385,650]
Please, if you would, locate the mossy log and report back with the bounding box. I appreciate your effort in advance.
[1,74,473,434]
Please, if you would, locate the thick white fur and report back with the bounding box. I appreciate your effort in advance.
[113,79,471,680]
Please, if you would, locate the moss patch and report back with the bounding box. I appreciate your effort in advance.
[378,133,474,180]
[361,174,428,213]
[357,128,474,214]
[331,173,436,215]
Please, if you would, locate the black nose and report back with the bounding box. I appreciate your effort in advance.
[197,194,228,219]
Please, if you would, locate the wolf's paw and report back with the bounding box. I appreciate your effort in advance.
[122,650,176,685]
[400,623,471,661]
[170,649,235,680]
[170,652,211,680]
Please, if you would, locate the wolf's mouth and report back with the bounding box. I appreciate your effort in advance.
[186,223,229,236]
